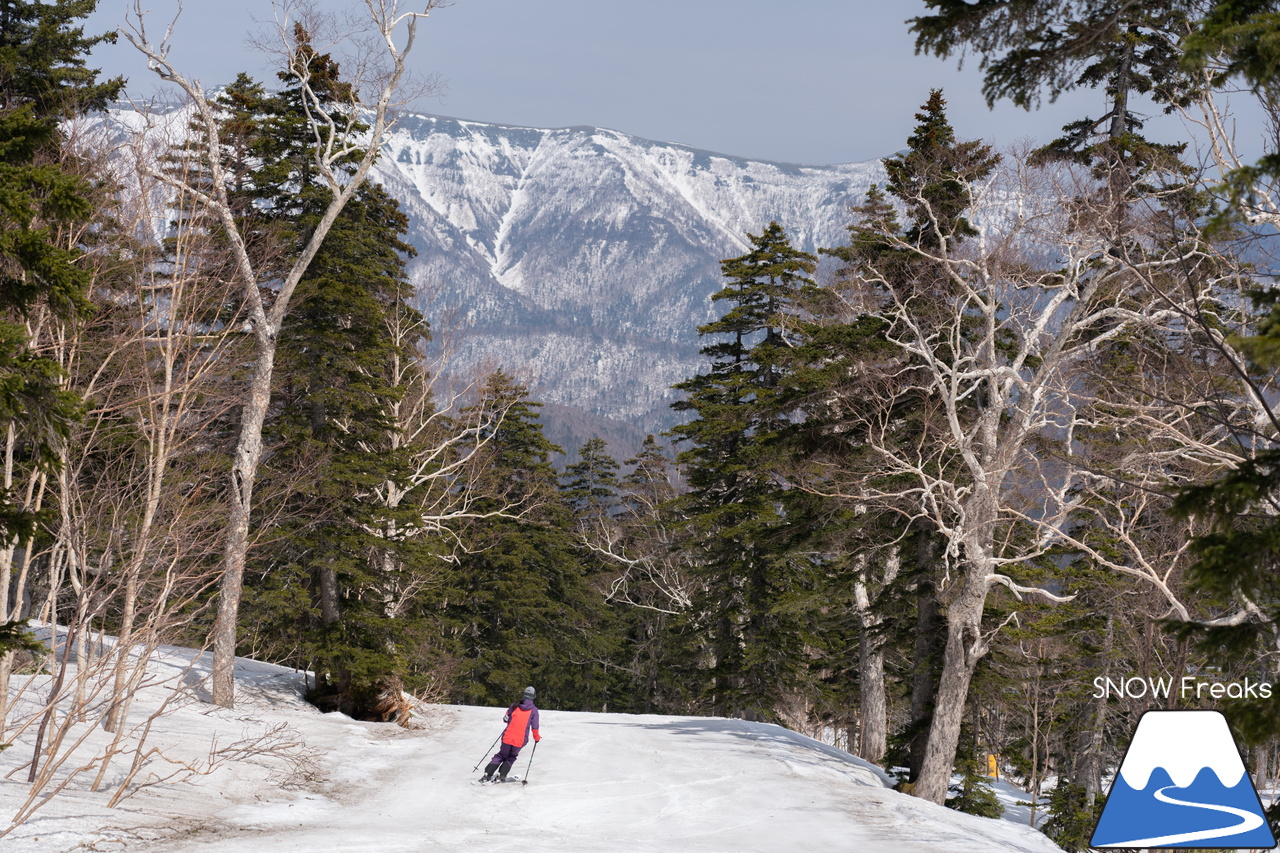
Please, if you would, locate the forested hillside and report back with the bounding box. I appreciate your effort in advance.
[3,1,1280,850]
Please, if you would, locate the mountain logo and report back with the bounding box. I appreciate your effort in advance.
[1091,710,1276,849]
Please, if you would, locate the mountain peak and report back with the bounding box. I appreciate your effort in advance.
[102,103,886,454]
[1118,711,1247,790]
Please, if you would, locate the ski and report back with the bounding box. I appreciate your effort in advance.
[472,775,521,786]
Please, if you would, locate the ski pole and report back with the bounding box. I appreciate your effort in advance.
[472,733,501,772]
[521,740,538,786]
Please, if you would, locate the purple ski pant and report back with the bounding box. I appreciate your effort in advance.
[487,742,521,769]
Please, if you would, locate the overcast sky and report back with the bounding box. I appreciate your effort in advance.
[85,0,1211,165]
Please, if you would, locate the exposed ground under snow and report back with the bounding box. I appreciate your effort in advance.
[1,646,1062,852]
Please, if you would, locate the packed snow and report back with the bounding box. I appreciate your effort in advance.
[0,642,1063,852]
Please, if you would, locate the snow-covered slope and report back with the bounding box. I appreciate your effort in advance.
[0,644,1061,852]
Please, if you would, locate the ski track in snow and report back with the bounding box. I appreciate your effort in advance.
[153,707,1048,853]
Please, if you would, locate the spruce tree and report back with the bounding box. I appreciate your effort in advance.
[562,437,620,521]
[608,434,689,714]
[1183,2,1280,197]
[883,91,998,250]
[0,0,122,647]
[444,372,618,710]
[910,2,1195,123]
[670,221,819,721]
[911,3,1191,200]
[216,33,431,714]
[1173,344,1280,743]
[786,93,1004,789]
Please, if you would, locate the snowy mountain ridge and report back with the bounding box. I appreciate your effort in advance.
[98,103,886,453]
[366,113,886,452]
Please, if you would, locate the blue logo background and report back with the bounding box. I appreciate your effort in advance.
[1091,711,1276,849]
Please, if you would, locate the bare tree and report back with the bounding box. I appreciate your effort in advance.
[803,146,1243,804]
[120,0,441,707]
[0,114,254,834]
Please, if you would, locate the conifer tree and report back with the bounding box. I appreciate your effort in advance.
[782,94,998,775]
[123,5,437,708]
[1183,1,1280,196]
[670,222,819,721]
[1173,331,1280,742]
[608,435,690,713]
[0,0,122,648]
[883,92,998,250]
[911,1,1195,131]
[562,437,620,521]
[444,372,618,710]
[911,2,1272,789]
[1172,17,1280,746]
[216,33,431,714]
[911,3,1192,202]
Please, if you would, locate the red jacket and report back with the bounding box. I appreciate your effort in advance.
[501,698,541,747]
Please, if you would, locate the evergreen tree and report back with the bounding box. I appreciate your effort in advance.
[670,222,819,721]
[0,0,122,115]
[911,3,1191,196]
[783,93,998,775]
[883,91,998,251]
[608,435,690,714]
[1185,1,1280,193]
[788,93,1020,799]
[1041,781,1106,853]
[910,2,1195,123]
[562,437,620,521]
[1173,343,1280,745]
[444,372,619,710]
[0,0,122,644]
[216,32,431,715]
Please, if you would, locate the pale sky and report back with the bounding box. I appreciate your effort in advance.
[85,0,1219,165]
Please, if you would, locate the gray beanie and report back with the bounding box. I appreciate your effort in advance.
[523,686,536,700]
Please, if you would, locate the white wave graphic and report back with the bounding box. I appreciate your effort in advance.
[1100,784,1265,848]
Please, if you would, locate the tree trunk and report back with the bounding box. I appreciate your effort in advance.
[855,547,899,766]
[210,346,275,707]
[908,534,943,781]
[1085,613,1114,807]
[857,612,888,765]
[102,569,139,733]
[124,4,431,711]
[913,572,988,804]
[319,566,339,626]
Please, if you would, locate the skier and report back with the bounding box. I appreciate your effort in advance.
[480,686,541,783]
